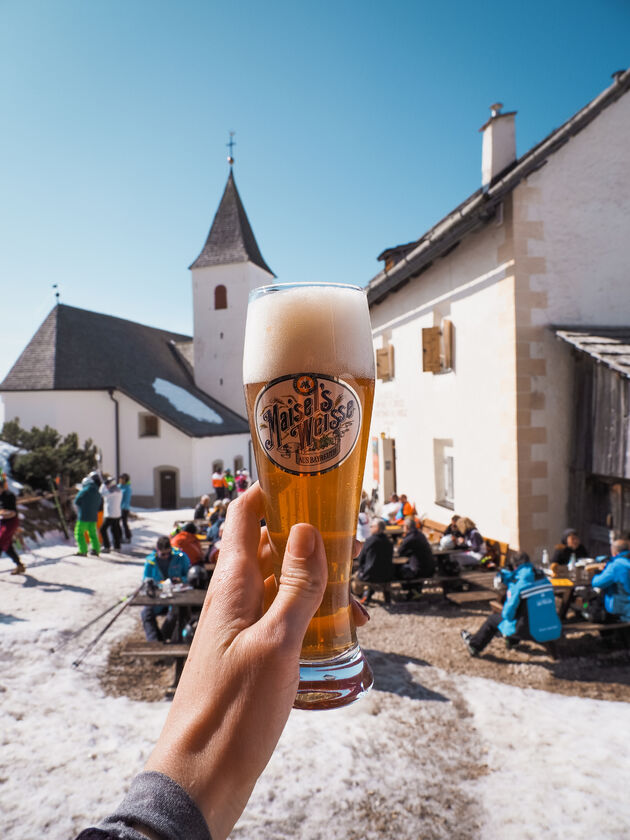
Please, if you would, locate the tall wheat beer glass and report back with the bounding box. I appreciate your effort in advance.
[243,282,375,710]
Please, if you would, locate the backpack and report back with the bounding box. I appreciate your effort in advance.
[520,580,562,642]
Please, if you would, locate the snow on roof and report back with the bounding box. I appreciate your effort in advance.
[152,378,224,424]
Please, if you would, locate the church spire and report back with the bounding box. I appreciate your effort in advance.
[189,168,275,275]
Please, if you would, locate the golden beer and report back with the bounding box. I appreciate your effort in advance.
[243,283,375,709]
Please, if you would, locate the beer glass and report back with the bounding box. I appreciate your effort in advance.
[243,282,375,710]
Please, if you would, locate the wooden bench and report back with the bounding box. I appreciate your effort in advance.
[446,589,496,605]
[122,642,191,686]
[353,575,457,604]
[561,621,630,636]
[421,518,448,542]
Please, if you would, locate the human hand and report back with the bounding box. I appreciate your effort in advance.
[145,482,368,840]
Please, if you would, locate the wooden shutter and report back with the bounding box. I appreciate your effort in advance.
[442,319,453,370]
[376,345,395,381]
[422,327,441,372]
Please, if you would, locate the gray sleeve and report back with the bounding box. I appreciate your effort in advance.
[75,771,212,840]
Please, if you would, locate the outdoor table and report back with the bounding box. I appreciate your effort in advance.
[130,586,207,640]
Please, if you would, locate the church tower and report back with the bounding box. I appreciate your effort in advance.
[189,166,275,416]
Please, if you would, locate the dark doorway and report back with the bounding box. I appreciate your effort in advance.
[160,470,177,509]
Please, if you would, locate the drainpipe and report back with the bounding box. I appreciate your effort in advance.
[108,389,120,478]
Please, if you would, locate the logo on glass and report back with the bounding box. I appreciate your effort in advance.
[254,373,362,475]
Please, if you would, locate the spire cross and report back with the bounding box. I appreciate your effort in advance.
[226,131,236,166]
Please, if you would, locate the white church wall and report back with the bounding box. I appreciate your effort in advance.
[191,434,254,500]
[114,391,193,507]
[0,389,116,466]
[192,261,274,417]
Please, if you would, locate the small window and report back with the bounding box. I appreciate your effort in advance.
[434,438,454,509]
[139,413,159,438]
[234,455,244,473]
[214,285,227,310]
[376,344,395,382]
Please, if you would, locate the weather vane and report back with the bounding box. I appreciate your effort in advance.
[52,283,60,304]
[227,131,236,166]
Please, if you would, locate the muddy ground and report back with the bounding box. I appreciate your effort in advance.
[103,590,630,704]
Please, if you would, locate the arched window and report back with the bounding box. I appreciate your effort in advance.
[214,285,227,310]
[234,455,244,473]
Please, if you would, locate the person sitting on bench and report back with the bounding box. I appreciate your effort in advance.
[551,528,589,567]
[586,532,630,623]
[460,552,561,656]
[357,518,395,604]
[141,536,190,643]
[396,517,435,599]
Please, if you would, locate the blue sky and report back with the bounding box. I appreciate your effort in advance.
[1,0,629,383]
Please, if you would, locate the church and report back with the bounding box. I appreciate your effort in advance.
[0,169,275,507]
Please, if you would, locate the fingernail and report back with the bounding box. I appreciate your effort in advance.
[287,524,315,557]
[355,599,371,620]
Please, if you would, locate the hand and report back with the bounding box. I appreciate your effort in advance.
[145,482,368,840]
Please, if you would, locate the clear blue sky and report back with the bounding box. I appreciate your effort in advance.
[1,0,628,382]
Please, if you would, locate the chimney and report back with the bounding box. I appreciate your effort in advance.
[480,102,517,188]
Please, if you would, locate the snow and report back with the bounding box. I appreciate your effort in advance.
[152,378,223,424]
[1,509,629,839]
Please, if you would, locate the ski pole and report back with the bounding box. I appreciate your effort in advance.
[72,581,145,668]
[51,588,139,653]
[47,475,70,540]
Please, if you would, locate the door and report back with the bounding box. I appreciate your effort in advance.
[160,470,177,509]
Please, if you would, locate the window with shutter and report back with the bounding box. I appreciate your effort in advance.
[376,344,395,381]
[422,327,441,372]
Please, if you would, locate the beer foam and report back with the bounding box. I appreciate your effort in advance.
[243,283,375,383]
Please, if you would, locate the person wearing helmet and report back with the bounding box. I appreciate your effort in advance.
[73,473,102,557]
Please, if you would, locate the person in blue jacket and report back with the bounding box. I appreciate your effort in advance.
[588,532,630,622]
[461,552,552,655]
[142,536,190,642]
[118,473,132,543]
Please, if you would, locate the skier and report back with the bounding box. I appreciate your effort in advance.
[74,472,101,557]
[0,471,25,574]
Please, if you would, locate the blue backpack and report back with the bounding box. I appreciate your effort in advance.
[520,580,562,642]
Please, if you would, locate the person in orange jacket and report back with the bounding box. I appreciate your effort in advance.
[395,494,416,523]
[170,522,203,566]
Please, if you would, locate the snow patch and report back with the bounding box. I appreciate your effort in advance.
[152,378,223,424]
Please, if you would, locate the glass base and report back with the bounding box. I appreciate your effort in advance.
[294,644,374,710]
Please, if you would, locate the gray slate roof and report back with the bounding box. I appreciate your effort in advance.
[555,328,630,380]
[0,304,249,437]
[189,170,275,275]
[368,68,630,307]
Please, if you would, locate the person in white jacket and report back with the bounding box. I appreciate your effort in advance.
[100,477,123,551]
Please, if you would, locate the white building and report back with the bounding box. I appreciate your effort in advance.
[0,168,274,507]
[366,69,630,557]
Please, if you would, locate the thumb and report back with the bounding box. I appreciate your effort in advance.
[263,523,327,651]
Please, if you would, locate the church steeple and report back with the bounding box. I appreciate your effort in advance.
[189,170,275,276]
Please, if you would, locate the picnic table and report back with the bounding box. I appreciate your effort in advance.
[123,586,207,687]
